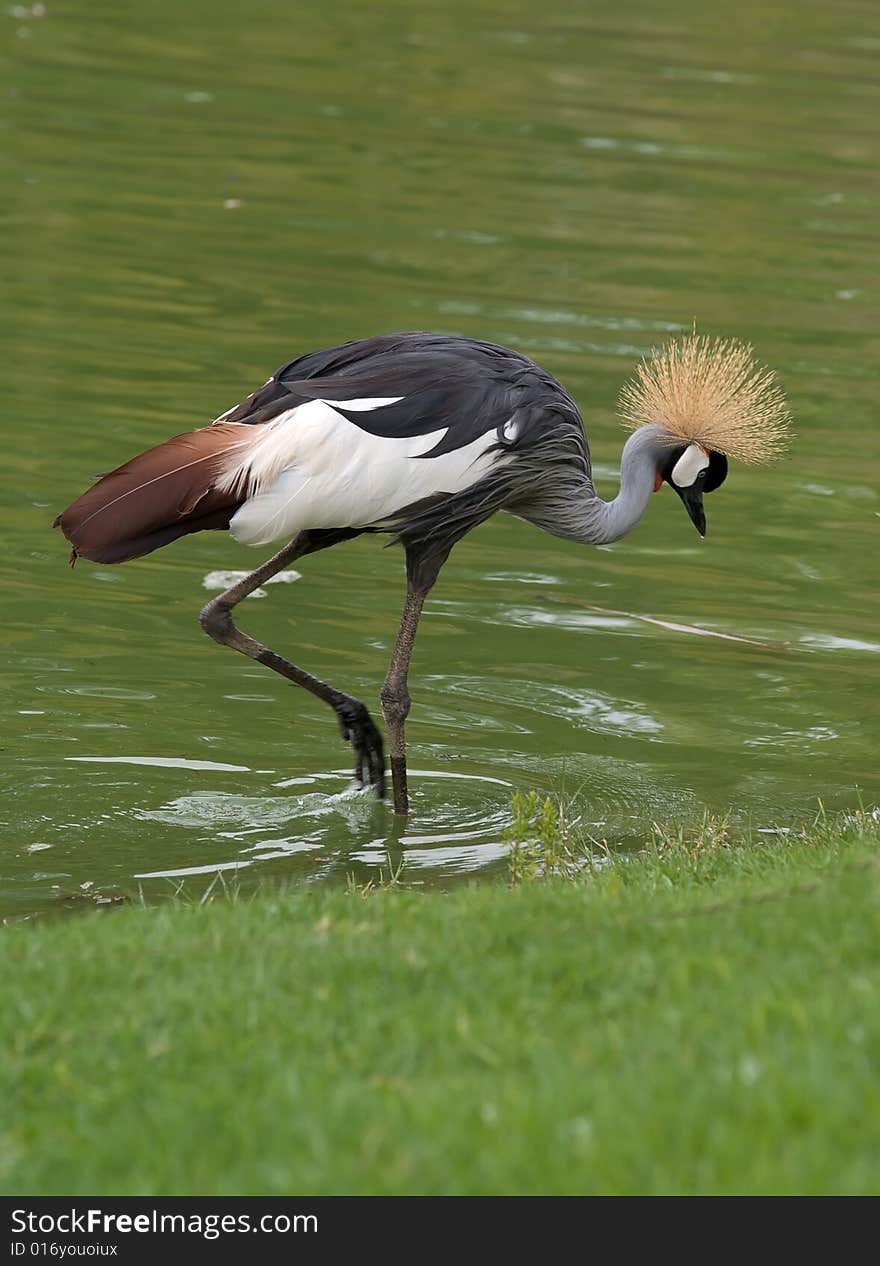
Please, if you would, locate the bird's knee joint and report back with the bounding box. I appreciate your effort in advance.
[380,683,411,725]
[199,600,233,643]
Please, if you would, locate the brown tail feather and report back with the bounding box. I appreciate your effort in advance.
[55,424,258,564]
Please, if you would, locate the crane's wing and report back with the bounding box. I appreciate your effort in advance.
[214,332,578,450]
[213,334,587,550]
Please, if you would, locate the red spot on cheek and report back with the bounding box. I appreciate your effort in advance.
[654,471,663,493]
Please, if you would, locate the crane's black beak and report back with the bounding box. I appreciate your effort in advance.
[677,484,706,537]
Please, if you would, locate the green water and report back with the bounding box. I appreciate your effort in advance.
[3,0,878,917]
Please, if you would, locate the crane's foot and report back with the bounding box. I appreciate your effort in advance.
[335,697,386,799]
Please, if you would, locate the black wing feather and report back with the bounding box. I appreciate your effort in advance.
[213,332,585,463]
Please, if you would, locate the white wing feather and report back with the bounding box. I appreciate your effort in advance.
[221,399,504,547]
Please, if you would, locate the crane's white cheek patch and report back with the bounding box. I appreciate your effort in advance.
[671,443,710,488]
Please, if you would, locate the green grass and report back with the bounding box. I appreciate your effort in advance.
[3,809,879,1195]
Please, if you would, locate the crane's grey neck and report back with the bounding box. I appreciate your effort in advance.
[533,425,666,546]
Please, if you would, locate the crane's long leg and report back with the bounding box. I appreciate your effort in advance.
[199,531,385,796]
[380,581,431,814]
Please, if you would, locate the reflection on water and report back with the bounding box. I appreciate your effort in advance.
[428,675,663,736]
[800,635,880,655]
[130,770,513,886]
[2,0,878,916]
[201,569,302,599]
[68,756,252,773]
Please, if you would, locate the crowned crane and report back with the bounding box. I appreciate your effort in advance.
[56,331,790,813]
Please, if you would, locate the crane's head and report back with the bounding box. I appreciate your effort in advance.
[619,333,791,537]
[656,442,728,537]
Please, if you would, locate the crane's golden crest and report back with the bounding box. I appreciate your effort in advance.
[618,334,792,464]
